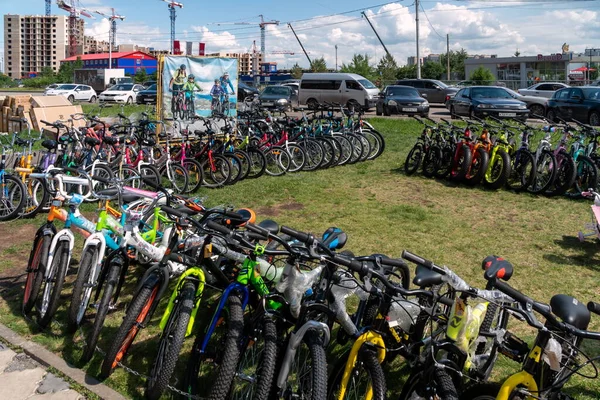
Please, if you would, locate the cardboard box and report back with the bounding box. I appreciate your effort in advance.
[30,96,72,108]
[31,105,85,138]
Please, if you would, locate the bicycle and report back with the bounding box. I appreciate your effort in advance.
[0,132,26,221]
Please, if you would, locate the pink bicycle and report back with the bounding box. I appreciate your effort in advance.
[578,189,600,242]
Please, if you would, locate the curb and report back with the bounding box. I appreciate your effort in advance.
[0,322,126,400]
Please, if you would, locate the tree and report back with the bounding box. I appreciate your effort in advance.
[376,53,399,86]
[340,54,374,81]
[439,48,469,79]
[470,66,495,85]
[514,49,521,57]
[291,63,304,79]
[396,64,417,80]
[134,68,147,83]
[39,67,55,78]
[310,57,328,72]
[421,61,445,80]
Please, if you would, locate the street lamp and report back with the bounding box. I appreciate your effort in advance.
[335,45,338,71]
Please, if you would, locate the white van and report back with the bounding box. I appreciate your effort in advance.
[299,73,380,110]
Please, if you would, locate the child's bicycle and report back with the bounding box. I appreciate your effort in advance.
[578,188,600,242]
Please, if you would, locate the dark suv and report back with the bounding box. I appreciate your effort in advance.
[395,79,458,104]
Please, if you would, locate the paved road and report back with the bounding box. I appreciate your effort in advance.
[0,90,44,97]
[0,344,82,400]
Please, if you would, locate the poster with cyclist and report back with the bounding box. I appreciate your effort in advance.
[160,56,238,121]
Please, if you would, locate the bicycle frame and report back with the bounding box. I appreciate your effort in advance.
[485,131,511,182]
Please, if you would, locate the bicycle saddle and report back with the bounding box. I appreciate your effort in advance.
[257,219,279,235]
[140,138,156,147]
[84,137,101,147]
[14,137,29,146]
[481,255,513,281]
[321,227,347,250]
[226,208,256,228]
[413,264,443,287]
[96,188,146,204]
[103,136,119,145]
[41,139,58,150]
[550,294,591,330]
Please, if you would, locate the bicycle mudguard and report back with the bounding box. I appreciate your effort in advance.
[338,331,386,400]
[200,282,249,352]
[497,371,538,400]
[158,267,205,337]
[27,223,56,268]
[126,264,169,322]
[94,249,123,302]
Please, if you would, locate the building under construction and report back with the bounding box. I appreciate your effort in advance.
[3,14,83,78]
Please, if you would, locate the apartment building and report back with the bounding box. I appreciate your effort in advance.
[3,14,84,78]
[205,51,264,75]
[83,35,110,54]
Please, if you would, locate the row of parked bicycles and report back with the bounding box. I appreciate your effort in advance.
[0,104,385,222]
[17,167,600,400]
[404,114,600,197]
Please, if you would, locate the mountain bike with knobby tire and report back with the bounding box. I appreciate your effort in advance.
[505,123,537,192]
[464,123,491,186]
[404,122,432,175]
[566,126,599,197]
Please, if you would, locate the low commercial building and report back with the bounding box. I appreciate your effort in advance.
[60,51,157,75]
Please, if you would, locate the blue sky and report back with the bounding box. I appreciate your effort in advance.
[3,0,600,68]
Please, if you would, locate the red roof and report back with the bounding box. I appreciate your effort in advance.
[62,51,157,62]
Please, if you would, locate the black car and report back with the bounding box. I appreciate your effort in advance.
[376,86,429,117]
[136,84,157,104]
[395,79,458,104]
[448,86,530,120]
[238,82,259,102]
[259,86,293,110]
[546,87,600,126]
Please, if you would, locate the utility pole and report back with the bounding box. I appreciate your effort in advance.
[446,34,450,81]
[415,0,421,79]
[335,45,338,71]
[288,23,312,67]
[361,11,391,59]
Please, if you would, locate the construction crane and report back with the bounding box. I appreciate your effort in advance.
[57,0,94,58]
[160,0,183,54]
[45,0,51,16]
[94,8,125,69]
[211,15,279,61]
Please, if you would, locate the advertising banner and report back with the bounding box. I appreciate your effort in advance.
[199,43,205,56]
[161,56,238,120]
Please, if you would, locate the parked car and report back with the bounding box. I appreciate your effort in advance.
[546,86,600,126]
[376,86,429,117]
[238,82,259,102]
[395,79,458,104]
[591,80,600,87]
[99,83,144,104]
[44,83,64,91]
[448,86,529,120]
[44,84,97,103]
[299,72,380,110]
[281,82,299,104]
[136,84,157,104]
[502,88,548,117]
[517,82,569,98]
[142,80,157,88]
[259,85,293,110]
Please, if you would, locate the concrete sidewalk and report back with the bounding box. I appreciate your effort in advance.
[0,343,82,400]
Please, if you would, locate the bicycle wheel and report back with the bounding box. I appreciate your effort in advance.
[246,147,267,179]
[335,136,354,166]
[146,281,196,400]
[435,145,455,179]
[202,155,232,188]
[422,145,441,178]
[67,244,99,333]
[113,165,140,185]
[81,164,114,201]
[23,234,51,315]
[21,177,48,218]
[484,150,511,190]
[283,330,327,400]
[398,369,459,400]
[140,164,162,191]
[548,150,576,196]
[345,134,364,165]
[37,240,70,328]
[327,347,386,400]
[233,150,252,181]
[264,146,291,176]
[574,155,599,195]
[230,315,278,400]
[182,159,204,194]
[465,148,489,186]
[404,144,424,175]
[100,284,159,379]
[461,383,501,400]
[300,140,325,171]
[450,145,472,181]
[0,174,26,221]
[507,150,536,192]
[355,133,371,162]
[362,129,385,160]
[160,163,189,194]
[80,259,121,364]
[223,152,244,185]
[185,294,244,400]
[315,138,335,169]
[326,137,343,167]
[529,149,557,194]
[286,144,306,173]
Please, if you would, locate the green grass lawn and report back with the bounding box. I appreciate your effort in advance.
[0,118,599,399]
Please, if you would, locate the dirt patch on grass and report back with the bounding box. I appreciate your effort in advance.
[0,224,37,287]
[256,202,305,218]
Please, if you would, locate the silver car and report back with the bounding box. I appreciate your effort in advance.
[395,79,458,104]
[517,82,569,98]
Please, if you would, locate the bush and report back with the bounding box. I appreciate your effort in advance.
[470,66,495,85]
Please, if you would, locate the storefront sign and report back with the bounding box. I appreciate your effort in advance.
[537,53,571,62]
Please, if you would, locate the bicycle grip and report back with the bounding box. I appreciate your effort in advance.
[160,206,186,219]
[91,175,111,184]
[141,177,159,190]
[206,220,233,236]
[588,301,600,316]
[40,120,52,126]
[330,254,367,275]
[245,223,269,238]
[224,210,244,220]
[402,250,436,270]
[280,225,310,243]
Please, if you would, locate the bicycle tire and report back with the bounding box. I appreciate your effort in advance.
[80,259,121,364]
[327,347,386,400]
[363,129,385,160]
[507,150,536,192]
[434,369,459,400]
[355,133,371,162]
[21,177,48,218]
[286,143,306,173]
[246,147,267,179]
[160,163,188,194]
[548,150,576,196]
[399,369,459,400]
[230,315,278,400]
[223,152,244,185]
[67,245,98,333]
[335,136,354,166]
[182,158,204,193]
[283,330,327,400]
[574,155,599,195]
[146,281,196,400]
[315,137,335,169]
[201,154,232,188]
[528,149,557,194]
[484,150,511,189]
[37,240,69,328]
[23,234,51,315]
[300,140,325,171]
[404,144,424,175]
[422,145,441,178]
[100,284,159,379]
[461,383,501,400]
[0,174,26,221]
[450,144,472,181]
[465,147,489,186]
[233,149,252,181]
[345,134,364,165]
[435,145,455,179]
[264,146,291,176]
